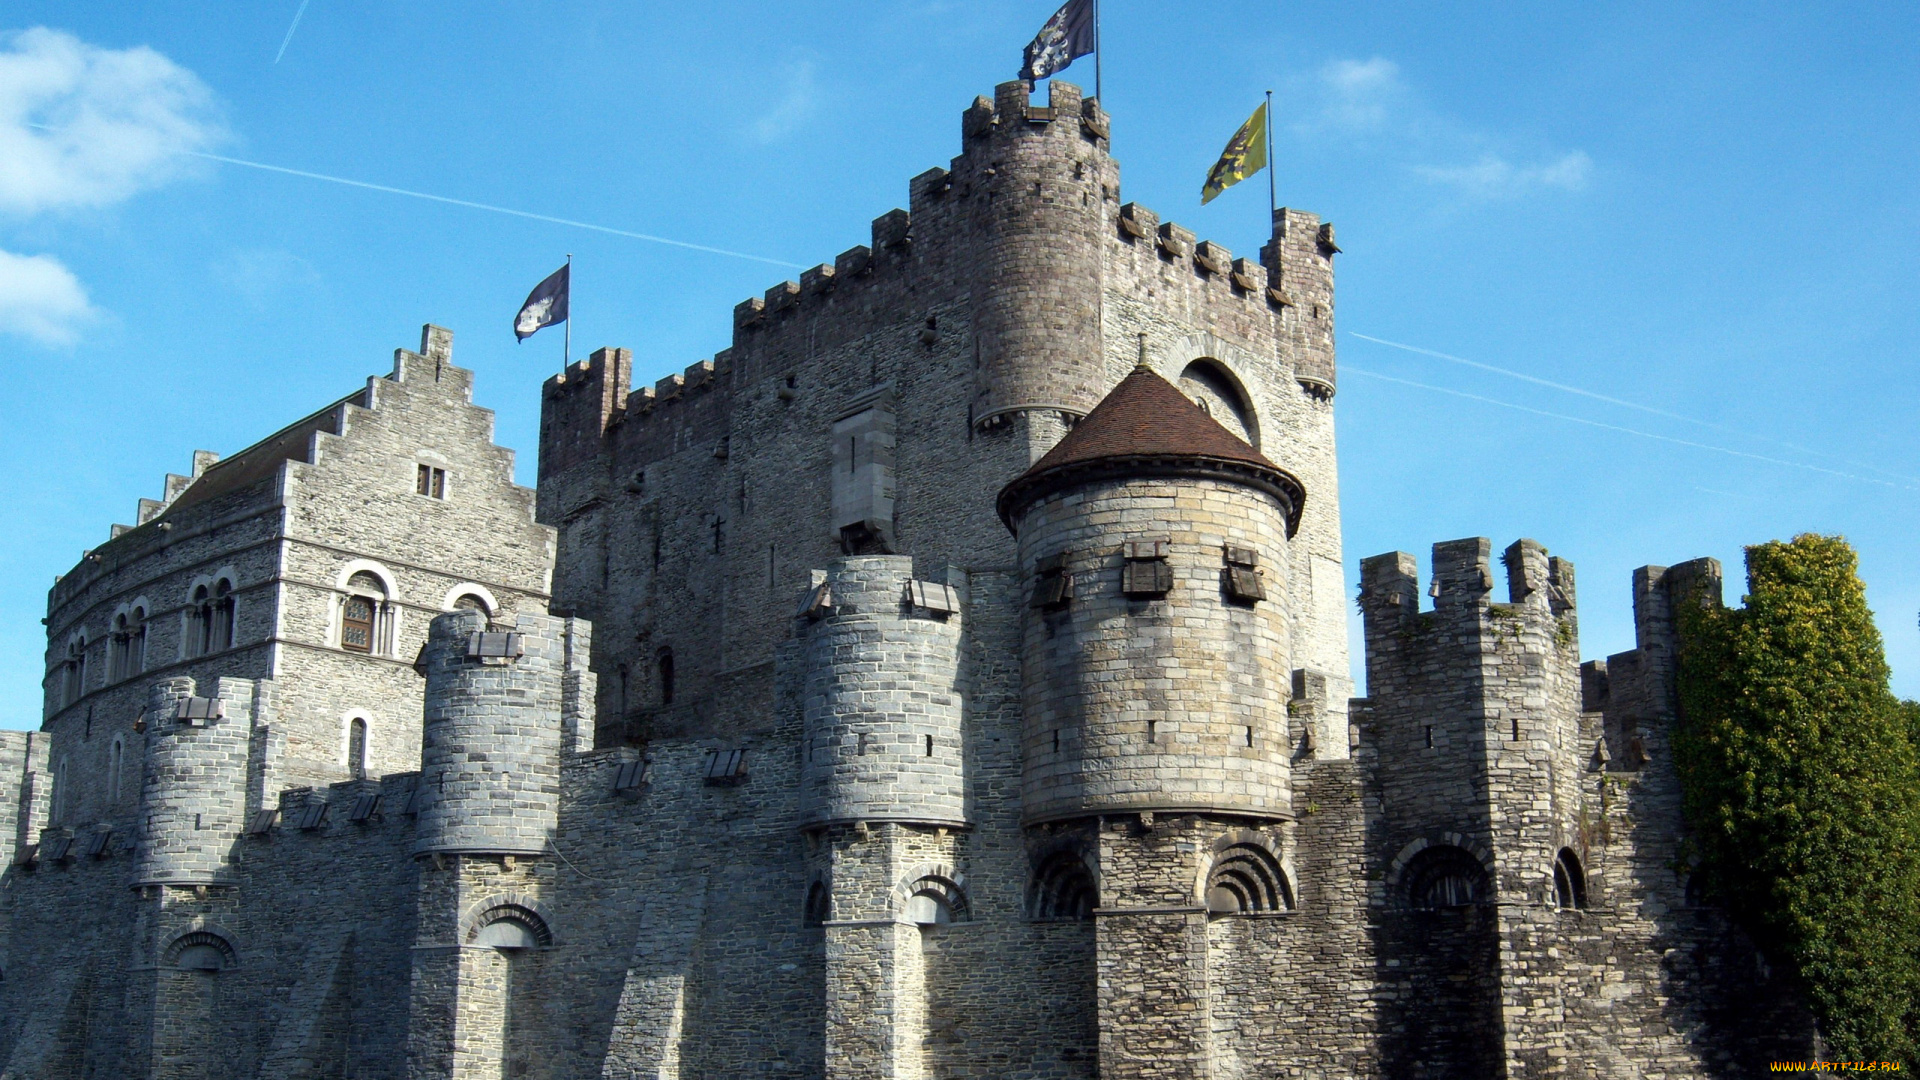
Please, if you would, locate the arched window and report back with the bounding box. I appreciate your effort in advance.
[210,580,235,652]
[63,637,87,706]
[110,607,149,680]
[1205,843,1293,914]
[1028,850,1098,921]
[163,930,237,973]
[657,648,675,706]
[452,593,491,616]
[1553,848,1587,910]
[466,904,552,950]
[1178,359,1258,448]
[804,879,831,927]
[108,736,124,804]
[347,717,368,780]
[111,613,130,680]
[189,584,212,656]
[1405,845,1489,910]
[128,606,147,675]
[902,876,968,926]
[341,571,389,655]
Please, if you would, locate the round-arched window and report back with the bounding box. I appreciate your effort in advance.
[1404,845,1488,910]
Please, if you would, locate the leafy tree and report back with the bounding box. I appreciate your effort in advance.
[1673,534,1920,1063]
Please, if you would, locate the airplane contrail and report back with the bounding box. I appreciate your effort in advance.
[274,0,312,64]
[1348,332,1920,485]
[1342,363,1912,490]
[181,148,808,269]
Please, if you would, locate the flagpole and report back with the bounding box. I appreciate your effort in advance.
[563,253,572,368]
[1264,90,1276,227]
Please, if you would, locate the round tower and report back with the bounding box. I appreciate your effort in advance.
[963,78,1116,430]
[134,676,253,887]
[414,610,569,857]
[997,366,1306,824]
[798,556,967,828]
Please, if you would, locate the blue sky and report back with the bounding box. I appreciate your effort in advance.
[2,2,1916,726]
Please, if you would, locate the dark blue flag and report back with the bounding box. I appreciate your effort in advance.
[514,263,569,341]
[1021,0,1095,83]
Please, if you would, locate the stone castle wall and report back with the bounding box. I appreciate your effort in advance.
[0,79,1822,1080]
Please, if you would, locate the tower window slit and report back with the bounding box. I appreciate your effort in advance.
[1245,726,1254,747]
[1425,725,1434,748]
[924,734,933,757]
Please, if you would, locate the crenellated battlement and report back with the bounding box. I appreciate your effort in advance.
[1360,537,1577,654]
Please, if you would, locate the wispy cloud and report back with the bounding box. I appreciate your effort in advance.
[0,28,225,346]
[1314,57,1404,132]
[1291,54,1590,203]
[1415,150,1592,196]
[0,248,94,346]
[750,61,819,144]
[218,247,322,309]
[0,27,226,215]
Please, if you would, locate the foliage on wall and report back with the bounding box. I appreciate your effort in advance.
[1674,534,1920,1062]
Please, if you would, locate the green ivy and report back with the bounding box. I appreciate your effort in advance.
[1673,535,1920,1062]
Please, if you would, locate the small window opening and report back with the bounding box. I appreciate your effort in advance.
[1553,849,1587,910]
[347,717,368,780]
[1425,726,1434,748]
[210,581,234,652]
[63,637,87,706]
[417,464,447,499]
[1052,729,1060,753]
[1147,720,1157,743]
[1245,726,1254,747]
[1511,718,1521,742]
[857,732,870,756]
[657,649,675,705]
[924,734,933,757]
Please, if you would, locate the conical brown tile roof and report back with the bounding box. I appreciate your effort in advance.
[996,365,1305,534]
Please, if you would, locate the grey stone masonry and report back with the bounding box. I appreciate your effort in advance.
[415,611,589,856]
[133,676,255,886]
[968,80,1115,428]
[0,77,1824,1079]
[1013,477,1295,824]
[797,556,968,828]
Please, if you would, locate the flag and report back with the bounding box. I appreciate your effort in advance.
[514,263,569,341]
[1201,102,1268,205]
[1020,0,1095,83]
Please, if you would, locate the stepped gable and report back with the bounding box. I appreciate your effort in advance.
[996,364,1306,535]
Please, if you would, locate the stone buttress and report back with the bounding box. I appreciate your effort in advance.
[792,555,971,1080]
[1358,538,1587,1076]
[998,365,1306,1080]
[407,610,593,1080]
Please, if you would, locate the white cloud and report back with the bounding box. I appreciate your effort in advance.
[217,247,321,309]
[1415,151,1593,197]
[750,61,819,144]
[0,247,94,345]
[1316,57,1403,131]
[0,26,225,216]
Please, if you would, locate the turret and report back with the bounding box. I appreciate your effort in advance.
[998,365,1306,824]
[413,611,590,857]
[796,556,967,828]
[962,79,1116,430]
[1263,207,1338,396]
[133,676,254,887]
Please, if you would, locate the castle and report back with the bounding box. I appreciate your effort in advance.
[0,80,1817,1078]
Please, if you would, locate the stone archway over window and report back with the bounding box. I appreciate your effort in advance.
[1404,845,1489,910]
[1179,359,1259,449]
[1205,840,1294,914]
[1028,849,1097,921]
[164,930,238,972]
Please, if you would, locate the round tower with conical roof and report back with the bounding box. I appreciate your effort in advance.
[998,364,1305,825]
